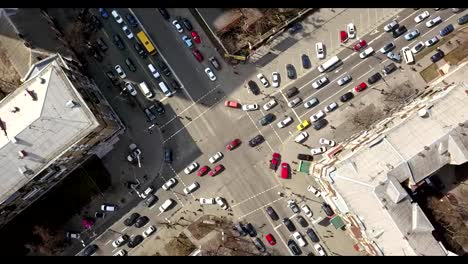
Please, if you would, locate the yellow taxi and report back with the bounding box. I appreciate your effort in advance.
[297,120,311,131]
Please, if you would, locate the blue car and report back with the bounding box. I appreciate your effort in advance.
[182,36,193,48]
[404,29,420,40]
[98,8,109,19]
[126,14,138,28]
[288,23,303,34]
[439,24,454,36]
[301,54,311,69]
[387,51,401,63]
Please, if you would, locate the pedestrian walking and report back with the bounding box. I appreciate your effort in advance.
[233,71,239,75]
[330,125,336,130]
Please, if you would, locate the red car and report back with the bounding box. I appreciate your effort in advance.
[192,49,203,62]
[353,39,367,51]
[340,30,348,43]
[209,164,224,177]
[280,162,290,179]
[224,100,239,108]
[354,82,367,92]
[265,234,276,246]
[191,31,201,44]
[197,165,209,176]
[226,138,241,151]
[270,152,281,170]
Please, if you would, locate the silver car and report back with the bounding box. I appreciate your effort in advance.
[337,74,352,86]
[304,97,319,109]
[288,97,302,108]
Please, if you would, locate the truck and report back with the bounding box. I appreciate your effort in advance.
[317,56,341,73]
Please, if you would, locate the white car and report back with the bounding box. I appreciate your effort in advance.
[112,235,128,248]
[172,20,183,32]
[312,76,328,89]
[424,36,439,47]
[295,132,309,143]
[122,25,134,39]
[304,98,319,109]
[315,42,325,59]
[263,99,277,111]
[159,199,174,213]
[184,162,199,174]
[288,97,302,108]
[277,116,293,128]
[209,152,223,164]
[271,72,280,87]
[324,102,338,112]
[411,41,425,54]
[426,16,442,28]
[162,178,177,191]
[205,67,216,81]
[310,110,325,122]
[242,104,259,111]
[139,186,153,199]
[215,197,228,210]
[293,232,307,247]
[311,146,327,155]
[199,198,215,205]
[301,204,313,219]
[414,11,430,23]
[359,47,374,59]
[256,73,269,87]
[183,182,200,195]
[113,249,127,256]
[337,74,352,86]
[307,185,321,197]
[124,82,137,96]
[111,10,123,24]
[314,243,327,256]
[347,23,356,38]
[319,138,336,147]
[383,20,398,32]
[115,65,126,79]
[148,64,161,79]
[142,225,156,238]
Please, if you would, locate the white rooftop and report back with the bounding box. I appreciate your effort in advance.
[330,84,468,256]
[0,56,100,204]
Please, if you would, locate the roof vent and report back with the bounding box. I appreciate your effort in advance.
[66,100,76,108]
[18,150,27,159]
[11,137,18,144]
[418,109,429,118]
[25,89,37,101]
[18,166,32,176]
[10,107,19,113]
[39,77,46,84]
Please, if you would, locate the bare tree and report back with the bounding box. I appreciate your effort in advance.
[29,225,66,255]
[349,105,385,131]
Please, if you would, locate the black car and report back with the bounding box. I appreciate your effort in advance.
[306,228,320,243]
[134,43,147,59]
[96,37,108,52]
[458,14,468,25]
[297,154,313,161]
[164,148,172,163]
[144,107,157,122]
[252,237,266,253]
[382,62,397,76]
[134,216,149,228]
[286,64,296,79]
[367,72,382,84]
[248,134,264,147]
[150,101,165,115]
[209,56,221,70]
[158,61,171,76]
[144,194,157,207]
[283,217,296,232]
[301,54,311,69]
[380,42,395,53]
[124,213,140,226]
[233,223,247,236]
[243,223,257,237]
[313,118,328,130]
[431,49,445,63]
[112,34,125,50]
[125,58,137,72]
[126,13,138,27]
[266,206,279,221]
[287,240,302,256]
[392,25,407,38]
[321,202,334,216]
[285,86,299,98]
[80,244,98,256]
[170,79,181,90]
[296,215,308,227]
[105,71,119,86]
[128,235,143,248]
[247,80,260,95]
[259,113,275,126]
[181,18,193,31]
[158,8,170,20]
[340,92,354,102]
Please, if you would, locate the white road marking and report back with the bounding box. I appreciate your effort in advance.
[237,196,284,220]
[121,227,128,232]
[169,165,195,200]
[357,68,375,80]
[231,184,280,208]
[105,239,112,245]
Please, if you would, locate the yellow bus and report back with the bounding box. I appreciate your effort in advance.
[136,31,157,56]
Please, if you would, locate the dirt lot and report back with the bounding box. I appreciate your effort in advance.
[420,63,441,83]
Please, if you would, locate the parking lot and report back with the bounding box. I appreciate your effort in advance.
[75,8,468,256]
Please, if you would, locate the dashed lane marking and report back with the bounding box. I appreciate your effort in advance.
[237,196,284,220]
[231,184,280,208]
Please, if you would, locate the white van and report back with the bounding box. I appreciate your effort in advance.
[139,81,154,98]
[159,198,174,213]
[148,64,161,79]
[402,46,414,64]
[158,81,175,97]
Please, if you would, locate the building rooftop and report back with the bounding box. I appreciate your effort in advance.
[0,55,100,204]
[330,83,468,256]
